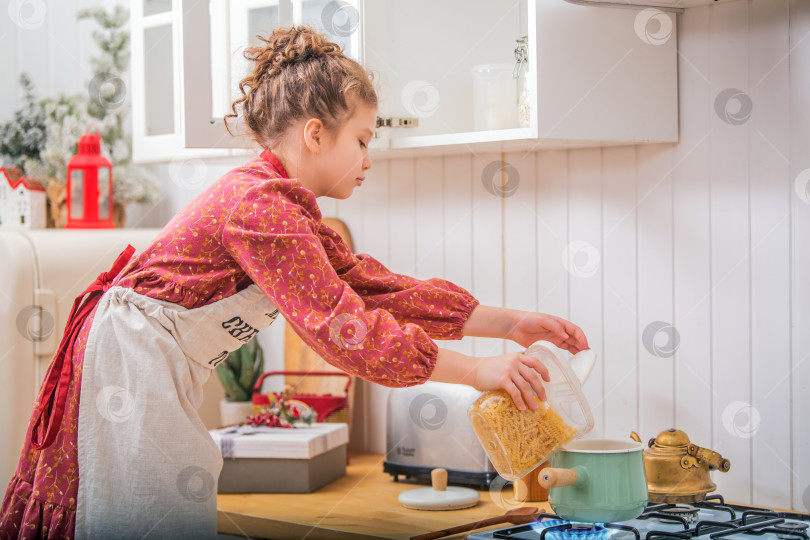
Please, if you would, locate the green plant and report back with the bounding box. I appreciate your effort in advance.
[216,340,264,402]
[0,5,159,207]
[0,74,47,169]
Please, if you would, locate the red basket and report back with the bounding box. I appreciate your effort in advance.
[252,370,351,422]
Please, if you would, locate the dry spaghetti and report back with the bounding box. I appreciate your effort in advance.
[469,390,577,480]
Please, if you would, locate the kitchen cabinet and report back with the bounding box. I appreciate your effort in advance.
[131,0,360,161]
[133,0,678,161]
[361,0,678,156]
[566,0,733,9]
[131,0,234,162]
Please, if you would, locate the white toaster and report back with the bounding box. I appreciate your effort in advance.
[382,381,499,489]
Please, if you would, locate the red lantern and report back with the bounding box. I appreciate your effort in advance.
[66,126,114,228]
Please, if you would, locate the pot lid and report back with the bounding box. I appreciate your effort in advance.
[525,342,594,436]
[398,469,479,511]
[653,428,691,448]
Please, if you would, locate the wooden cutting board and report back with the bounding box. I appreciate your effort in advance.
[283,217,357,425]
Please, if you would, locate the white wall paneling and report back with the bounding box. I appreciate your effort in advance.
[709,0,753,501]
[471,153,505,358]
[602,146,639,439]
[673,3,714,464]
[637,144,676,440]
[535,150,571,324]
[414,156,444,282]
[503,150,538,356]
[567,148,605,435]
[749,0,792,511]
[387,158,417,275]
[789,0,810,515]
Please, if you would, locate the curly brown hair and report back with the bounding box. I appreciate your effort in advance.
[225,25,377,149]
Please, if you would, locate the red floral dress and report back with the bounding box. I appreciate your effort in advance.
[0,150,479,538]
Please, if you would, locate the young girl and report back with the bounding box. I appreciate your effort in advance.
[1,26,588,539]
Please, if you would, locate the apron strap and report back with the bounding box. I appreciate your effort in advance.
[30,244,137,450]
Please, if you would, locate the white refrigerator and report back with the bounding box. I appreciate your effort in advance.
[0,229,225,486]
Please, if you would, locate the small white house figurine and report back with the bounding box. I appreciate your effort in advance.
[0,167,46,229]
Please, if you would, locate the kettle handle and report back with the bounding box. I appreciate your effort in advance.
[687,444,731,473]
[539,467,579,489]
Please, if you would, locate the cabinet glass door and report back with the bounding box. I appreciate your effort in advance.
[132,0,187,162]
[364,0,533,150]
[143,23,175,136]
[185,0,360,149]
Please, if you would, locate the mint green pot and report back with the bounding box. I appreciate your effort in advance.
[541,439,648,523]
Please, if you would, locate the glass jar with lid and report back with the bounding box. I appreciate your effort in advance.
[514,36,530,128]
[467,342,596,481]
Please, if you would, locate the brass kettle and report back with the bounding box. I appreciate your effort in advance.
[630,429,731,503]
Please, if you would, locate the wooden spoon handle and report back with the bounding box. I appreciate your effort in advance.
[410,510,538,540]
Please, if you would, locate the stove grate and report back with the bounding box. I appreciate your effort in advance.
[484,498,809,540]
[695,497,737,521]
[759,527,809,540]
[704,518,785,539]
[493,518,642,540]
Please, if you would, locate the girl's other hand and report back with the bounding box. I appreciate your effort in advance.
[473,352,550,411]
[507,312,589,354]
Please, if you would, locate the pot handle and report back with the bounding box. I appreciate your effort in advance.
[539,467,579,489]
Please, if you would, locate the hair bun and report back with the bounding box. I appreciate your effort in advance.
[257,26,343,73]
[226,24,377,148]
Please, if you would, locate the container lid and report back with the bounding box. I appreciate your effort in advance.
[398,486,480,511]
[398,468,479,511]
[527,342,595,437]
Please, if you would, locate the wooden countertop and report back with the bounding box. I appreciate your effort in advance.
[217,452,552,539]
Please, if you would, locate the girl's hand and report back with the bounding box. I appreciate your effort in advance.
[473,352,551,411]
[507,312,589,354]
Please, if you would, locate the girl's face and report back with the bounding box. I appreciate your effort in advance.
[306,103,376,199]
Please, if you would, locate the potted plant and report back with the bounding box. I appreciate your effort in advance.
[216,340,264,426]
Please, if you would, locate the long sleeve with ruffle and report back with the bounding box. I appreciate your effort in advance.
[317,223,479,340]
[221,178,476,387]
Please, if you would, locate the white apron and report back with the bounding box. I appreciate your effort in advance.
[75,283,279,539]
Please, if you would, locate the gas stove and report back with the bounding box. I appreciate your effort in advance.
[468,496,810,540]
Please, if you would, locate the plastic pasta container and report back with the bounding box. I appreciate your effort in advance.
[467,342,595,481]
